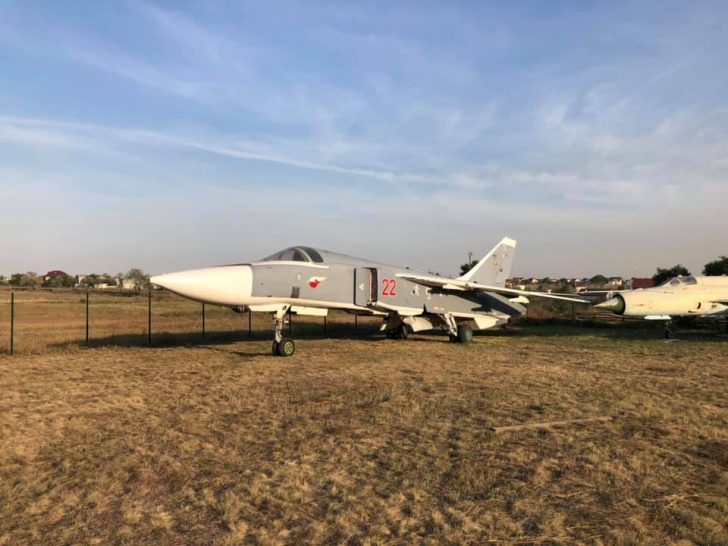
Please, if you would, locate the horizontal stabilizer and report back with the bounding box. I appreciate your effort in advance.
[397,272,590,304]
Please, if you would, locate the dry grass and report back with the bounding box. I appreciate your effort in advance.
[0,291,727,545]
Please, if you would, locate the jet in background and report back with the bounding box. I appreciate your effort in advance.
[151,237,586,356]
[596,275,728,338]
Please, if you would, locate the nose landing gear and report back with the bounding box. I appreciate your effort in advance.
[272,306,296,357]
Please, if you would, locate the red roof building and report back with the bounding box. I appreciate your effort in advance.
[627,277,655,289]
[43,270,71,281]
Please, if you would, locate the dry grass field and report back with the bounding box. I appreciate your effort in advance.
[0,289,726,545]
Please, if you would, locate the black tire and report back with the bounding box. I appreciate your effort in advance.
[276,338,296,357]
[398,324,411,340]
[457,325,474,344]
[665,328,676,340]
[448,334,457,343]
[272,341,280,355]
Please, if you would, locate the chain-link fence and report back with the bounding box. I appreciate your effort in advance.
[0,288,380,355]
[2,288,725,355]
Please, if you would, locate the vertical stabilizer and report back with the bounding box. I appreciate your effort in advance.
[457,237,517,287]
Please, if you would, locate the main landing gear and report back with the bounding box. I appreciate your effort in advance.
[272,306,296,357]
[443,313,473,344]
[386,324,411,340]
[664,320,676,340]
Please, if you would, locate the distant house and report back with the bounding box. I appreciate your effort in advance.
[573,279,588,292]
[626,277,656,290]
[121,279,136,290]
[607,277,624,288]
[507,278,528,290]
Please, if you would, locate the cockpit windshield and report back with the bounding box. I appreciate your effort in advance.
[261,246,324,263]
[660,275,697,287]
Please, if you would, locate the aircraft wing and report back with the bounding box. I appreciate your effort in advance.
[397,273,590,303]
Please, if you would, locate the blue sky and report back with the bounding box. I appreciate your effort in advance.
[1,0,727,277]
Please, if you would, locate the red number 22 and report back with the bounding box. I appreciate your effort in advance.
[381,278,397,296]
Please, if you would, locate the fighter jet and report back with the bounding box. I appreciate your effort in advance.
[150,238,586,356]
[595,275,728,338]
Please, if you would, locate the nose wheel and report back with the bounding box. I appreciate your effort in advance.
[272,306,296,357]
[273,338,296,357]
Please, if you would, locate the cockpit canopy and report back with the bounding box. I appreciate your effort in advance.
[660,275,698,287]
[261,246,324,264]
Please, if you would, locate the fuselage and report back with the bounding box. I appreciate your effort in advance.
[151,246,524,330]
[598,275,728,318]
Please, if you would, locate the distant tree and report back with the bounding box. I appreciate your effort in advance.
[0,275,6,285]
[653,265,690,286]
[589,274,608,286]
[97,273,114,286]
[459,261,478,276]
[703,256,728,276]
[115,272,125,289]
[8,272,39,288]
[553,281,575,294]
[44,275,75,288]
[81,274,101,288]
[125,268,150,292]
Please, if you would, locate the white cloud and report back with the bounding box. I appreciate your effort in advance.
[1,2,727,277]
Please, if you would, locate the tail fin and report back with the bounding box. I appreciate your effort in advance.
[457,237,517,287]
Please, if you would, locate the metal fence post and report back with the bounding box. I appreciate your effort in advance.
[9,292,14,356]
[202,303,206,339]
[147,289,152,346]
[85,290,90,346]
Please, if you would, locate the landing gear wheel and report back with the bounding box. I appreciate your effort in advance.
[397,324,411,340]
[386,325,411,340]
[275,338,296,357]
[449,334,457,343]
[664,327,676,340]
[457,325,474,344]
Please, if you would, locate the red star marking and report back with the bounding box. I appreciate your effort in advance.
[309,279,321,288]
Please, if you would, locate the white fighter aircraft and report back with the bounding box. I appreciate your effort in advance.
[596,275,728,338]
[151,237,587,356]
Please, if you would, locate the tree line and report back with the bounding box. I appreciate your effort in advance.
[0,269,150,292]
[651,255,728,285]
[459,255,728,286]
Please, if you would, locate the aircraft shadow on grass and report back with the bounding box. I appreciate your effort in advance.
[48,318,727,353]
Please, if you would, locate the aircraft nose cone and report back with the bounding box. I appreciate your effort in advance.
[151,265,252,306]
[595,296,625,314]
